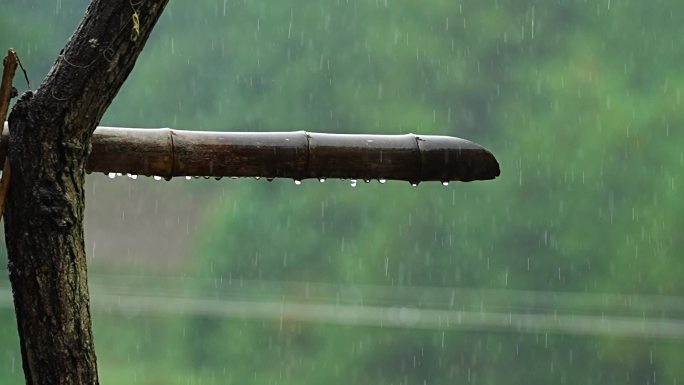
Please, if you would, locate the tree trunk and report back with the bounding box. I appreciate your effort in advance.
[4,1,168,383]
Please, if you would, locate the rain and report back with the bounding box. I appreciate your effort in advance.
[1,0,683,384]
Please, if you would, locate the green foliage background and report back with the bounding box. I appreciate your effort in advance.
[1,0,683,384]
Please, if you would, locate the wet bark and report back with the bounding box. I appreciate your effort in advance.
[4,1,168,384]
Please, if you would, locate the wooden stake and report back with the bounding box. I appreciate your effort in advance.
[0,49,18,217]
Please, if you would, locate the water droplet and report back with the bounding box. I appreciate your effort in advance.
[185,176,192,180]
[127,174,138,180]
[318,178,326,183]
[214,176,222,180]
[153,175,162,181]
[266,177,274,182]
[203,176,211,180]
[254,176,261,180]
[364,179,371,183]
[116,172,123,177]
[411,182,418,187]
[442,181,449,186]
[108,172,116,179]
[230,176,238,180]
[350,179,357,187]
[294,180,302,185]
[379,179,386,184]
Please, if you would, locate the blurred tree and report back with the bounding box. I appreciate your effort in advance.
[187,1,684,384]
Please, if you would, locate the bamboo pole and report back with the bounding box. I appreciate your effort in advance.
[1,124,500,183]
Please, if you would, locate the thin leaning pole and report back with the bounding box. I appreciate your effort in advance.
[1,124,500,183]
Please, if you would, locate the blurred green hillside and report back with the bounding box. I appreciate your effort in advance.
[1,1,683,384]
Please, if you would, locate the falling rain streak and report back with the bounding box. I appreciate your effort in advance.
[5,1,682,384]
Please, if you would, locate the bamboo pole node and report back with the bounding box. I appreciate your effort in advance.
[166,127,175,181]
[411,134,423,186]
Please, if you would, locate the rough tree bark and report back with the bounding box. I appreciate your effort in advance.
[4,1,168,384]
